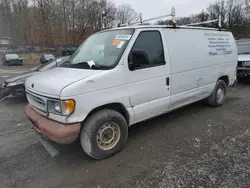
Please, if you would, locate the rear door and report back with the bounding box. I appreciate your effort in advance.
[124,28,171,123]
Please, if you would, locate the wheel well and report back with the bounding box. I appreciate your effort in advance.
[218,76,229,86]
[84,103,130,125]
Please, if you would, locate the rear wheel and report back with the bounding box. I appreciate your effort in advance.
[80,109,128,160]
[207,80,227,107]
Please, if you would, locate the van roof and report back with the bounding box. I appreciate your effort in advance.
[107,25,228,32]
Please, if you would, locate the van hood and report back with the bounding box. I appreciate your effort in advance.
[238,54,250,62]
[6,71,37,83]
[25,68,102,97]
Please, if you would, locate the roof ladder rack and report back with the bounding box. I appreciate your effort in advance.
[119,7,176,27]
[183,14,222,29]
[118,7,222,30]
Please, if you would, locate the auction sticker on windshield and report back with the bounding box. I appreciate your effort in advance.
[112,40,120,46]
[117,41,125,48]
[115,35,132,40]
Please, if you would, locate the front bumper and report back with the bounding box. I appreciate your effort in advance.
[5,60,23,66]
[1,82,25,97]
[237,67,250,77]
[9,85,25,96]
[1,87,10,98]
[24,105,81,144]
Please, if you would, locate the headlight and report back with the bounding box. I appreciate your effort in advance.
[47,100,61,115]
[1,82,5,88]
[243,61,250,67]
[7,81,23,87]
[47,99,75,116]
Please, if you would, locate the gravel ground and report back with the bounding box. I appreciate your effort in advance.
[0,67,250,188]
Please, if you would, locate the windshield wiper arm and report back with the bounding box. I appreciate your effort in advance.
[66,61,109,70]
[239,53,250,55]
[92,64,110,70]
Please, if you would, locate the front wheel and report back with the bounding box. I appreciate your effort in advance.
[207,80,227,107]
[80,109,128,160]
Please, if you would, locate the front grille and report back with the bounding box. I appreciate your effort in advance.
[26,92,47,112]
[9,60,20,64]
[238,61,243,67]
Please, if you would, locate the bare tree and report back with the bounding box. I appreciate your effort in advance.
[116,3,138,24]
[103,1,117,29]
[245,0,250,22]
[0,0,141,47]
[5,0,250,48]
[246,0,250,9]
[207,0,227,27]
[0,0,12,37]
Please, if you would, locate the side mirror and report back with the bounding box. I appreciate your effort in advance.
[129,49,149,70]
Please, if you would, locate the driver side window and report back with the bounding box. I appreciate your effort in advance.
[129,31,165,71]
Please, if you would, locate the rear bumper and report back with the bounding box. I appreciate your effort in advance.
[24,105,81,144]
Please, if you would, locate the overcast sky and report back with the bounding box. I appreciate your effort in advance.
[115,0,216,19]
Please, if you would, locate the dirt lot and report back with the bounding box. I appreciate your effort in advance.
[0,66,250,188]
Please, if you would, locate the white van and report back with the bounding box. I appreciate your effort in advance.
[24,25,237,159]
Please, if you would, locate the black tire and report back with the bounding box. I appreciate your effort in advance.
[80,109,128,160]
[207,80,227,107]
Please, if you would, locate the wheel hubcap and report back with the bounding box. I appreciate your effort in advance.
[216,88,224,103]
[96,122,120,151]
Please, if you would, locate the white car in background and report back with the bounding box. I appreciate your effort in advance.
[237,39,250,78]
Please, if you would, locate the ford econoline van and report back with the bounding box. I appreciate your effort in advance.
[25,25,237,159]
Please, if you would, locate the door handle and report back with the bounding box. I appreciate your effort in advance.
[166,77,170,86]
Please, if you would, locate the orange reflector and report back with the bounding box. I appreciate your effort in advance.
[62,99,75,116]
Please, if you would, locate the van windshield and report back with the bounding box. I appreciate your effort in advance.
[237,42,250,55]
[68,29,134,69]
[6,54,19,59]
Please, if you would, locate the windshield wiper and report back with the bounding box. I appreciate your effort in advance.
[91,63,110,70]
[239,53,250,55]
[65,61,109,70]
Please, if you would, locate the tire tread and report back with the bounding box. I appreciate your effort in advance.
[81,109,128,160]
[207,80,227,107]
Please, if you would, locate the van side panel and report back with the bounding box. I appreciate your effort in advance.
[163,29,237,109]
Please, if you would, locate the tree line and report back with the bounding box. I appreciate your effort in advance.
[159,0,250,39]
[0,0,249,48]
[0,0,138,47]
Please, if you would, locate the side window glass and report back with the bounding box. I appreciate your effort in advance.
[129,31,165,70]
